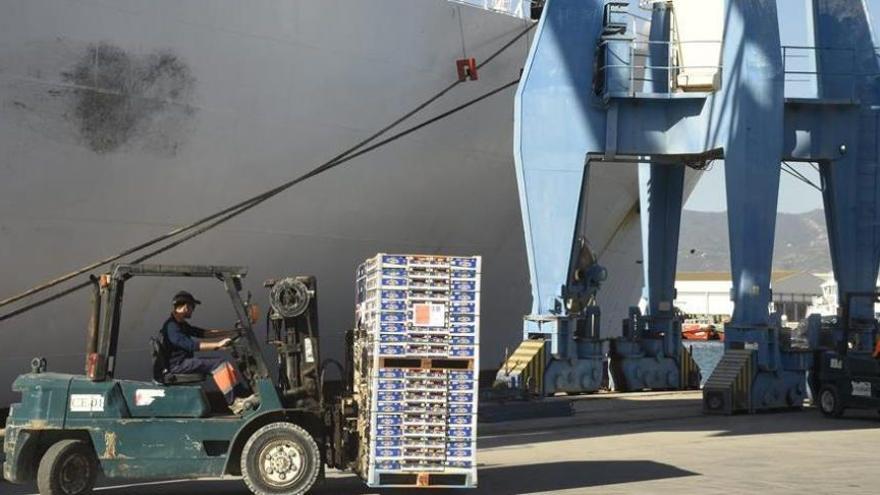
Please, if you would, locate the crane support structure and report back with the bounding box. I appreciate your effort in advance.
[511,0,880,409]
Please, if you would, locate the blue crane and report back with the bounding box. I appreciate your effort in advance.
[503,0,880,412]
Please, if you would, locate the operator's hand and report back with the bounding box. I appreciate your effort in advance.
[217,338,233,349]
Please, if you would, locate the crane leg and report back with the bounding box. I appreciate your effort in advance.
[610,162,692,391]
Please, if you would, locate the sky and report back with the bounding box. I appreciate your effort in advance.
[684,0,879,213]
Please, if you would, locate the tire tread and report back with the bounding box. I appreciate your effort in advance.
[240,422,321,495]
[36,439,98,495]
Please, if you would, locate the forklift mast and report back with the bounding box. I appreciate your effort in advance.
[264,276,323,409]
[837,292,880,356]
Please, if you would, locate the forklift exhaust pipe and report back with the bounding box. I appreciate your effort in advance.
[85,276,101,374]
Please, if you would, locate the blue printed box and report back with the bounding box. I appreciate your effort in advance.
[451,269,478,280]
[379,290,407,300]
[381,255,408,266]
[447,414,475,426]
[448,403,473,414]
[450,257,480,269]
[377,391,404,402]
[379,323,407,333]
[448,380,477,392]
[450,290,478,302]
[379,312,406,323]
[448,392,474,403]
[377,344,406,356]
[449,325,477,334]
[451,281,479,291]
[446,447,475,458]
[374,437,403,448]
[380,300,407,311]
[375,414,403,426]
[378,277,407,287]
[373,460,401,470]
[449,346,476,358]
[376,402,404,413]
[449,371,474,379]
[378,334,407,343]
[378,380,405,390]
[377,368,406,379]
[447,441,471,449]
[449,314,477,324]
[373,447,402,458]
[447,426,474,439]
[381,268,408,277]
[376,425,403,437]
[449,302,477,314]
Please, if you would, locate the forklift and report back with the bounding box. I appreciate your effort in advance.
[813,292,880,418]
[1,264,362,495]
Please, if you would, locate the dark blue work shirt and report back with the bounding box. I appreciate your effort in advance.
[160,315,207,366]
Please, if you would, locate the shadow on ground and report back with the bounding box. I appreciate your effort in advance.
[317,460,697,495]
[480,402,880,450]
[0,460,696,495]
[3,403,877,494]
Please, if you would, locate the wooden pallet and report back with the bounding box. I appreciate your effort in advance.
[379,357,474,371]
[374,471,474,488]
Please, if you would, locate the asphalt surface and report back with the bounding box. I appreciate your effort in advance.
[3,391,879,494]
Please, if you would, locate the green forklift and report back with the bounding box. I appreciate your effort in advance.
[1,264,361,495]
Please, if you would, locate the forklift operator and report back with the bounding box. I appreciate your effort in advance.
[161,291,254,414]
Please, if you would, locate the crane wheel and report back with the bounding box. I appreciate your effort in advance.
[37,439,98,495]
[818,385,844,418]
[241,422,321,495]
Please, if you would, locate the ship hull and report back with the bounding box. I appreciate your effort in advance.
[0,0,697,405]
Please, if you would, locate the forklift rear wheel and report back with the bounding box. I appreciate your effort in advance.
[818,385,844,418]
[241,422,321,495]
[36,439,98,495]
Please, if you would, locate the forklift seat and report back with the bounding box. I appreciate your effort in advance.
[150,337,207,385]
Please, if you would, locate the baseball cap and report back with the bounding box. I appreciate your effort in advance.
[172,291,201,306]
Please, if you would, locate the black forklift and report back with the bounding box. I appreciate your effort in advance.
[813,292,880,418]
[2,264,361,495]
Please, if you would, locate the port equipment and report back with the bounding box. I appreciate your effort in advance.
[508,0,880,408]
[705,0,880,414]
[1,264,369,495]
[812,293,880,417]
[505,0,718,395]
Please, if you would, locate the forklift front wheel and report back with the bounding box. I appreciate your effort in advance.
[36,439,98,495]
[818,385,844,418]
[241,422,321,495]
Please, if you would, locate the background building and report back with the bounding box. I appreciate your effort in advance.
[808,273,880,316]
[675,271,824,323]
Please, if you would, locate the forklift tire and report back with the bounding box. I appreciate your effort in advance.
[36,439,98,495]
[818,385,844,418]
[241,422,321,495]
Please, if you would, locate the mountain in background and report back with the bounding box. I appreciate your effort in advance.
[677,209,831,273]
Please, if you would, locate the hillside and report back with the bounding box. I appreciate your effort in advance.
[677,209,831,272]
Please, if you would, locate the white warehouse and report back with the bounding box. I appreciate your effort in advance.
[675,271,824,322]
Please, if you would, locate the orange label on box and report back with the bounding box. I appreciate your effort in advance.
[413,303,445,327]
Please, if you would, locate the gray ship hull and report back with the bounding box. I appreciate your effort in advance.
[0,0,697,406]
